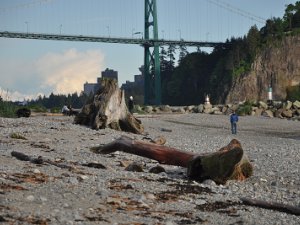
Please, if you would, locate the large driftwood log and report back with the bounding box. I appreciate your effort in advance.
[91,136,253,184]
[74,79,143,134]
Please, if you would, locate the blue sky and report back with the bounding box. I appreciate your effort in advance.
[0,0,297,101]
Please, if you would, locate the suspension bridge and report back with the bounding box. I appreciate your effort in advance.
[0,0,266,104]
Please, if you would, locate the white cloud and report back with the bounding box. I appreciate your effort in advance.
[0,48,105,101]
[36,48,105,94]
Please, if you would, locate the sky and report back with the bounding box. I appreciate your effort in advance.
[0,0,298,101]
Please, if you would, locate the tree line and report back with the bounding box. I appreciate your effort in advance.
[157,1,300,105]
[27,92,90,111]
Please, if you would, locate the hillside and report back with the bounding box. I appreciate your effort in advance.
[226,35,300,103]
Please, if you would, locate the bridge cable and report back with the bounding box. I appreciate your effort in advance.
[206,0,266,24]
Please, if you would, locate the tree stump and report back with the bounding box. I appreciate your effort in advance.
[74,79,144,134]
[91,136,253,184]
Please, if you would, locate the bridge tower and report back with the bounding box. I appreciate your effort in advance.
[144,0,161,105]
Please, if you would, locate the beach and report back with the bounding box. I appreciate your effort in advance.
[0,113,299,224]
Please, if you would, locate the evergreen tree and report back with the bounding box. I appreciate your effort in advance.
[166,44,176,70]
[246,25,260,60]
[178,42,189,64]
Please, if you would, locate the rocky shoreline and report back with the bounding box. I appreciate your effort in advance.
[137,100,300,121]
[0,113,299,224]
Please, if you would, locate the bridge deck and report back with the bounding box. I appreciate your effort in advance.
[0,31,223,47]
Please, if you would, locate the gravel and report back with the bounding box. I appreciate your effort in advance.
[0,113,299,225]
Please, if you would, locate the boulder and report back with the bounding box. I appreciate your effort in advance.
[185,105,195,112]
[144,106,153,113]
[193,104,204,113]
[285,101,293,110]
[259,101,268,110]
[293,100,300,109]
[282,110,293,118]
[255,108,263,116]
[262,110,274,118]
[159,105,172,113]
[172,107,186,113]
[274,109,284,118]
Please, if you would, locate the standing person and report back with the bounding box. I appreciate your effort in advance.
[128,96,134,113]
[62,105,70,116]
[230,111,239,134]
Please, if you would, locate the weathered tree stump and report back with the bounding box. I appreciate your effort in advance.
[91,136,253,184]
[74,79,144,134]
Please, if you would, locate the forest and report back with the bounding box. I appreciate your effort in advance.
[159,1,300,105]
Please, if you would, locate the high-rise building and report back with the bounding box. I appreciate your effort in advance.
[101,68,118,81]
[83,68,119,96]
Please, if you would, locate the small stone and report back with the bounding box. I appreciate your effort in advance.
[26,195,35,201]
[78,175,89,181]
[33,169,41,174]
[202,179,217,186]
[125,162,144,172]
[149,165,166,174]
[195,199,207,205]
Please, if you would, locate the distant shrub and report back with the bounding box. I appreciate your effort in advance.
[237,101,253,116]
[0,101,18,118]
[286,86,300,101]
[28,104,47,113]
[50,107,61,113]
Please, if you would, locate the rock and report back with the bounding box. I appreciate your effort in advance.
[274,108,284,118]
[78,175,89,181]
[259,101,268,110]
[211,107,221,114]
[282,110,293,118]
[293,100,300,109]
[149,165,166,174]
[119,160,132,167]
[33,169,41,174]
[221,106,228,114]
[271,101,281,109]
[135,105,142,112]
[159,105,172,112]
[255,108,263,116]
[172,107,186,113]
[185,105,194,112]
[213,109,223,115]
[285,101,293,110]
[262,110,274,118]
[26,195,35,201]
[193,104,204,113]
[125,162,144,172]
[144,106,153,113]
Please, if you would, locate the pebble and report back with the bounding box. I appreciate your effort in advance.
[0,114,299,225]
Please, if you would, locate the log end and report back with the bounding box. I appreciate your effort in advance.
[187,147,244,184]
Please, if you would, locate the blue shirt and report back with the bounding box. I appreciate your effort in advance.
[230,113,239,123]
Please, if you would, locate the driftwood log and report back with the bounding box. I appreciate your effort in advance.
[240,197,300,216]
[74,79,143,134]
[91,136,253,184]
